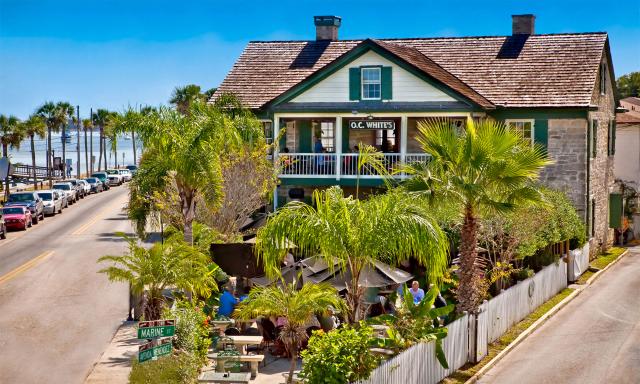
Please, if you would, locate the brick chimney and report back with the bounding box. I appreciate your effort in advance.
[314,16,341,41]
[512,14,535,35]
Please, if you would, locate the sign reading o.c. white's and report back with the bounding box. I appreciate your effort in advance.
[348,120,395,130]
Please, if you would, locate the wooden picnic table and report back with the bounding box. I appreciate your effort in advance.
[198,371,251,384]
[224,335,263,354]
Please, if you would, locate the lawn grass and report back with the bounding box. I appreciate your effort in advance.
[441,288,574,384]
[575,246,626,285]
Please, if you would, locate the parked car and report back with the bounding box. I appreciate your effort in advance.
[38,190,64,215]
[2,206,32,230]
[126,165,138,175]
[91,172,110,190]
[77,180,91,195]
[108,175,121,186]
[52,182,77,204]
[0,212,6,239]
[66,179,86,198]
[118,169,132,182]
[4,192,44,224]
[84,177,104,193]
[105,169,124,185]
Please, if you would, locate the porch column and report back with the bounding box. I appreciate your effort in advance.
[400,116,408,179]
[335,117,342,180]
[273,115,280,211]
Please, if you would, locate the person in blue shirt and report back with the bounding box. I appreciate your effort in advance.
[239,286,250,302]
[217,284,239,317]
[409,281,425,305]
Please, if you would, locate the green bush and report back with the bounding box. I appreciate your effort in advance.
[129,352,200,384]
[163,300,210,365]
[300,326,380,384]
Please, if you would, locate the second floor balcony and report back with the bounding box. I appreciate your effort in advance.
[277,152,430,179]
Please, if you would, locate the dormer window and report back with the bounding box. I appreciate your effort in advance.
[361,67,381,100]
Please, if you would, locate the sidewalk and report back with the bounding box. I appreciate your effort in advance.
[85,322,139,384]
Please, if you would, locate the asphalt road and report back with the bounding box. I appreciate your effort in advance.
[479,246,640,384]
[0,185,132,384]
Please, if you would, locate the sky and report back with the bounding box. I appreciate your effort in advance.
[1,0,639,119]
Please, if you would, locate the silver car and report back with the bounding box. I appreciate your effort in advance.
[77,180,91,195]
[52,182,76,205]
[38,190,64,215]
[118,169,132,182]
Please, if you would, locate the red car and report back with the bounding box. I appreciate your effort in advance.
[2,206,33,230]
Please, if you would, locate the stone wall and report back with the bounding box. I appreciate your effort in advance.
[587,54,617,251]
[540,119,588,219]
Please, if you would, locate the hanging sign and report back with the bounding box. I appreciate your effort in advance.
[348,119,395,130]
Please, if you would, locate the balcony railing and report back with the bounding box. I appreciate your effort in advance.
[277,153,430,178]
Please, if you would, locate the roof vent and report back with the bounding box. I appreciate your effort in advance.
[512,14,535,35]
[314,16,341,41]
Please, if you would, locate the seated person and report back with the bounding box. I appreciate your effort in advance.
[217,283,239,317]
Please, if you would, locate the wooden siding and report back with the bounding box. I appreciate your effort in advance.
[291,51,456,103]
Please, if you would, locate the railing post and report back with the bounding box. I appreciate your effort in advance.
[335,117,342,181]
[400,116,408,180]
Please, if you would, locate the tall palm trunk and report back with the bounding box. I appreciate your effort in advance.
[457,204,482,314]
[84,128,88,177]
[62,123,66,179]
[180,186,196,245]
[47,126,53,188]
[346,264,364,323]
[97,127,103,171]
[103,135,108,169]
[131,128,136,165]
[113,137,118,168]
[30,135,37,190]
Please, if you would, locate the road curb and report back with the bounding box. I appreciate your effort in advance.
[463,248,631,384]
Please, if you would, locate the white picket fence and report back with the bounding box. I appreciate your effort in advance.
[568,243,590,282]
[359,314,469,384]
[359,244,590,384]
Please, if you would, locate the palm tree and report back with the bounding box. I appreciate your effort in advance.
[169,84,204,114]
[21,115,47,189]
[123,99,264,245]
[57,102,74,179]
[256,186,449,322]
[0,115,25,198]
[82,118,92,176]
[92,109,112,171]
[98,234,218,320]
[36,102,74,186]
[403,118,550,314]
[235,282,346,384]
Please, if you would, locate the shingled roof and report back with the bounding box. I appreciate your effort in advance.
[213,32,608,110]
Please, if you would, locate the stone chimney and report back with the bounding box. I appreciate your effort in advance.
[512,14,535,35]
[314,16,341,41]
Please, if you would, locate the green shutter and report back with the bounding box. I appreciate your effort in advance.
[591,120,598,158]
[534,119,548,151]
[381,66,393,100]
[609,193,623,228]
[349,68,361,101]
[342,121,350,152]
[298,120,312,152]
[612,120,616,155]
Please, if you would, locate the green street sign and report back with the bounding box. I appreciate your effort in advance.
[138,339,173,363]
[137,319,175,339]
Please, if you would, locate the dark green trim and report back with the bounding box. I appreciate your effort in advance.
[489,108,588,120]
[342,125,350,152]
[265,40,484,110]
[609,193,622,229]
[381,66,392,100]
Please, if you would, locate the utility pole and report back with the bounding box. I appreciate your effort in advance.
[76,105,81,178]
[90,108,93,175]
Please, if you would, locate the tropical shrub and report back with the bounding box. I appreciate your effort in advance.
[97,234,218,320]
[368,285,453,368]
[163,300,210,365]
[129,352,200,384]
[300,326,380,384]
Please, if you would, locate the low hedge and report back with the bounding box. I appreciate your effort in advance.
[129,352,200,384]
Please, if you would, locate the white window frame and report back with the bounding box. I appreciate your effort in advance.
[361,67,382,101]
[505,119,535,146]
[318,121,335,153]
